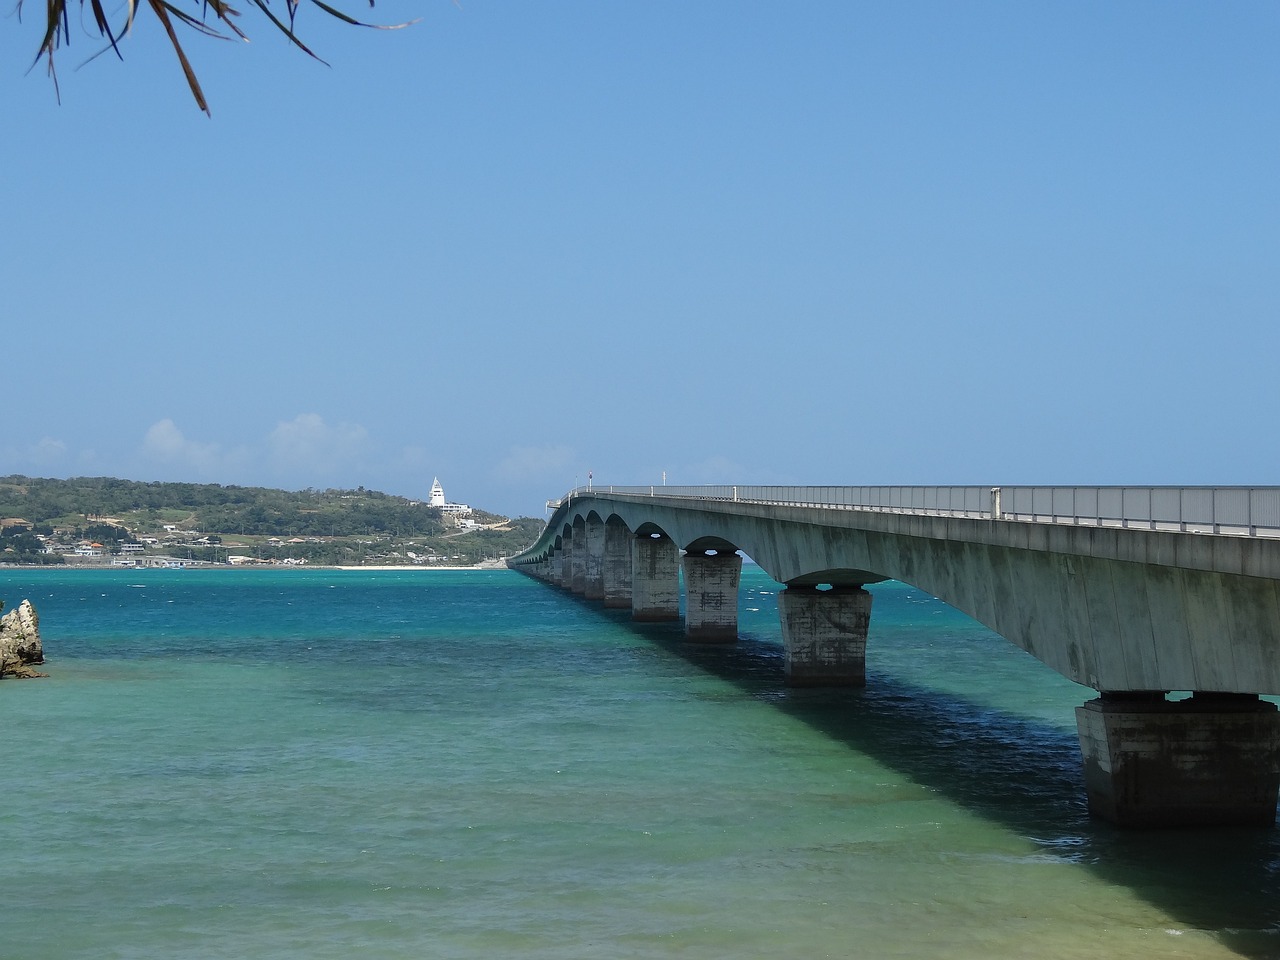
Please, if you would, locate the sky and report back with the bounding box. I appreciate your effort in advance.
[4,2,1278,518]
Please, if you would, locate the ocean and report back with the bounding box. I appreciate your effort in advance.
[2,566,1279,959]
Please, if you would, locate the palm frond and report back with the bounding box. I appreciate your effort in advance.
[147,0,210,114]
[308,0,417,31]
[245,0,326,63]
[21,0,412,113]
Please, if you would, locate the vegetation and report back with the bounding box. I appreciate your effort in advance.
[0,526,63,565]
[24,0,414,114]
[0,475,543,567]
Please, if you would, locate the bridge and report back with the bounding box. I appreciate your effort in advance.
[507,485,1280,828]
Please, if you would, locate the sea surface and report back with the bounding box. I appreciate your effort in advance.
[3,566,1280,960]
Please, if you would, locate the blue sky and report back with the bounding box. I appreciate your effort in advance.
[4,2,1278,517]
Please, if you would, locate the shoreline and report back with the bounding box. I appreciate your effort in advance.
[0,563,508,572]
[332,565,492,571]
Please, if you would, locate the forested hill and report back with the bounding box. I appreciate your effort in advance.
[0,475,542,566]
[0,475,458,537]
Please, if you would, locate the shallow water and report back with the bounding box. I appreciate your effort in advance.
[2,567,1279,959]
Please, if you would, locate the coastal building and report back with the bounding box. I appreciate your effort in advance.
[428,477,472,518]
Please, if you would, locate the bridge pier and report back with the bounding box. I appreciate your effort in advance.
[583,517,605,601]
[569,519,588,595]
[1076,692,1280,827]
[682,550,742,642]
[779,585,872,687]
[602,518,634,609]
[632,534,680,621]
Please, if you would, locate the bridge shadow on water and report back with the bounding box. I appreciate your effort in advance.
[580,601,1280,959]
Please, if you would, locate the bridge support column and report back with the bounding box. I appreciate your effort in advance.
[561,550,575,589]
[583,517,605,601]
[682,550,742,642]
[569,522,588,595]
[779,585,872,687]
[1076,693,1280,827]
[631,534,680,621]
[602,519,633,609]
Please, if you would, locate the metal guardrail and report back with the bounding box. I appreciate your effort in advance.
[558,485,1280,538]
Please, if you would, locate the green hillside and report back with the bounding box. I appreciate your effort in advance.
[0,475,543,567]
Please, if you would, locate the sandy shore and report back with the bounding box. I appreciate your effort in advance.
[1,562,507,572]
[333,565,492,571]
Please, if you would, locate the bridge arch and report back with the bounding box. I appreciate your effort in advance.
[786,568,888,588]
[684,535,739,555]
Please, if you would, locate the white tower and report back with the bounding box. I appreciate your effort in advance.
[429,477,445,508]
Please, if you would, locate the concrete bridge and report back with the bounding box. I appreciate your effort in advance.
[507,485,1280,828]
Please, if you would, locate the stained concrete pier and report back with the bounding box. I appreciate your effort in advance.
[681,550,742,642]
[779,585,872,687]
[1077,693,1280,826]
[631,533,680,622]
[602,517,633,609]
[583,516,605,601]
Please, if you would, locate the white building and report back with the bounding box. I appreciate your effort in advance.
[428,477,472,517]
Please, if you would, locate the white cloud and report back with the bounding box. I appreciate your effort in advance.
[0,437,70,474]
[141,419,225,474]
[267,414,370,477]
[496,444,576,483]
[33,437,68,461]
[395,445,431,471]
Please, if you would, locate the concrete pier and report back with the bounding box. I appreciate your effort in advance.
[682,550,742,642]
[583,516,605,601]
[631,533,680,621]
[602,518,634,609]
[1076,693,1280,826]
[569,519,587,595]
[779,585,872,687]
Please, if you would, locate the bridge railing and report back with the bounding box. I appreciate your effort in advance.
[563,485,1280,538]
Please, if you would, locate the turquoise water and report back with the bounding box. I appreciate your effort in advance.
[3,567,1280,959]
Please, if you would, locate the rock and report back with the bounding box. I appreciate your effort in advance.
[0,599,44,679]
[1,660,47,679]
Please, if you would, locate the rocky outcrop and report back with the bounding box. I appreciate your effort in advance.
[0,600,46,679]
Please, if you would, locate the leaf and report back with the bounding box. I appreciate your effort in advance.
[87,0,126,61]
[148,0,210,114]
[27,0,418,112]
[308,0,418,30]
[246,0,326,63]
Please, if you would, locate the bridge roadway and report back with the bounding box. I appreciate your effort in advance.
[507,485,1280,828]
